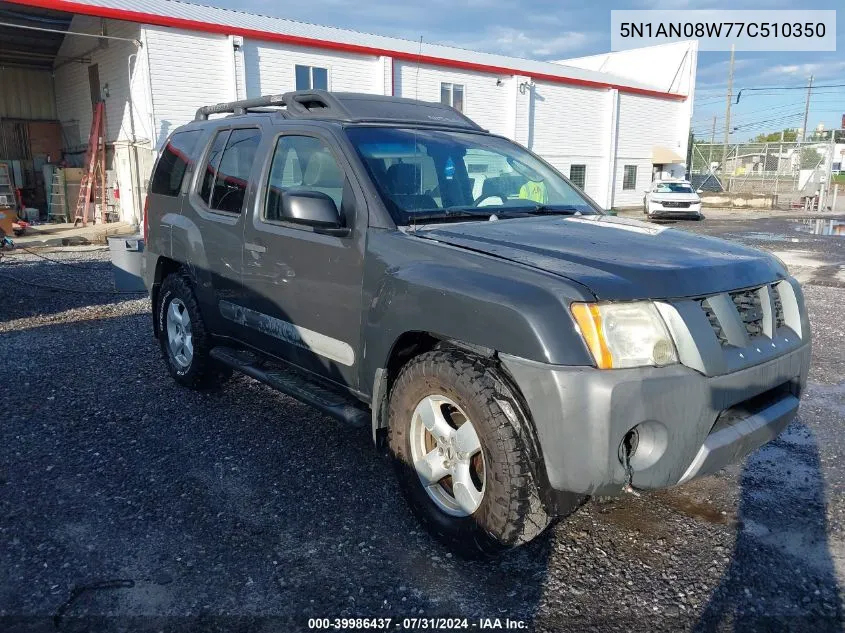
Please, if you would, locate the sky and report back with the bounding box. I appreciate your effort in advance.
[211,0,845,142]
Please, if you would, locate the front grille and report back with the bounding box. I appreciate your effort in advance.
[660,201,691,208]
[700,298,728,345]
[771,284,786,329]
[731,289,764,338]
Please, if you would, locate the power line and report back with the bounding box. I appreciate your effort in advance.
[735,82,845,103]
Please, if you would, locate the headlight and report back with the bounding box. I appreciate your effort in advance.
[570,301,678,369]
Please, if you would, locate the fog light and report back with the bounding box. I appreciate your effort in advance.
[617,421,668,472]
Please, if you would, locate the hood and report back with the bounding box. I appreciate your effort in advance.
[414,215,786,300]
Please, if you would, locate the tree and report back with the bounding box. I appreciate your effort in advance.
[799,147,823,170]
[753,128,798,143]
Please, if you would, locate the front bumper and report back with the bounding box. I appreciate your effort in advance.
[500,341,811,497]
[649,203,702,218]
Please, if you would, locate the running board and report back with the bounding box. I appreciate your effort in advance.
[210,346,369,428]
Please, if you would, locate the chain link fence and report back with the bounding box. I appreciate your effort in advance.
[689,132,844,211]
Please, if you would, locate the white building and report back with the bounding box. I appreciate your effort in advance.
[0,0,697,222]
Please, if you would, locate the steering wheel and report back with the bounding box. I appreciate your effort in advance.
[473,193,507,207]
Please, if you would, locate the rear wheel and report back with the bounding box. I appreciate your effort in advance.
[388,350,562,555]
[157,272,230,389]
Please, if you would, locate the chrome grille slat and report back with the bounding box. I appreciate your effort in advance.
[731,289,764,338]
[771,284,786,329]
[699,286,771,346]
[700,298,728,345]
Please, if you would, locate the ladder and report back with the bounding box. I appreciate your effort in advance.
[0,163,16,211]
[48,168,67,222]
[73,101,107,227]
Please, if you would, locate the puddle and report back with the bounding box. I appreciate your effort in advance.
[731,231,800,242]
[654,490,734,525]
[792,219,845,236]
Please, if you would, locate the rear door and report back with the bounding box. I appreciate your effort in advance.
[180,123,265,336]
[237,126,368,391]
[146,129,203,258]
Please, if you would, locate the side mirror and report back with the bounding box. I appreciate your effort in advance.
[696,188,703,194]
[282,190,345,231]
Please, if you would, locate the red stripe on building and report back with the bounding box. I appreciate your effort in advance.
[13,0,687,101]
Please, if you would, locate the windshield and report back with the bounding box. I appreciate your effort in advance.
[654,182,695,194]
[345,127,599,224]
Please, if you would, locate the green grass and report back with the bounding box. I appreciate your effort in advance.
[832,173,845,185]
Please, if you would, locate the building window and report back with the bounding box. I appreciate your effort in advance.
[623,165,637,190]
[569,164,586,189]
[440,82,464,112]
[295,64,329,90]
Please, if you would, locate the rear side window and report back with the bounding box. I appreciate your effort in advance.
[150,130,201,196]
[198,128,262,214]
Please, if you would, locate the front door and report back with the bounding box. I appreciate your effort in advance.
[238,129,367,391]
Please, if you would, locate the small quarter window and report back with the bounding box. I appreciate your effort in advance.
[199,128,261,214]
[150,130,201,197]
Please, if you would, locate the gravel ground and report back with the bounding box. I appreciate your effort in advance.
[1,220,844,633]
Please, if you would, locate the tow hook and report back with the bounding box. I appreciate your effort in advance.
[620,429,641,497]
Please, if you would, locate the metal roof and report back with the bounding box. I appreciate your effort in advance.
[0,2,72,69]
[10,0,686,100]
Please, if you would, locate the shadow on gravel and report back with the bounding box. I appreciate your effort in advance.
[0,311,556,630]
[0,255,134,323]
[695,423,843,631]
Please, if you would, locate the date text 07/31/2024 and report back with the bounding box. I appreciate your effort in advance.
[307,617,528,630]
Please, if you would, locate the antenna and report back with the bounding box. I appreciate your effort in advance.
[415,35,423,100]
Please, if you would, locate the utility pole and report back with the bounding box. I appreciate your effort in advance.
[721,44,735,176]
[801,74,814,144]
[707,114,716,170]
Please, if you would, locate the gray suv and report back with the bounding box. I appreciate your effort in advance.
[143,90,811,555]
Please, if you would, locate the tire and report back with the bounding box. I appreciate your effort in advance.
[388,350,557,556]
[156,271,230,389]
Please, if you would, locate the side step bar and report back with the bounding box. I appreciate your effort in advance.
[210,346,369,428]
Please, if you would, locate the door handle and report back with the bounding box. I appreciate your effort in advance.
[244,242,266,253]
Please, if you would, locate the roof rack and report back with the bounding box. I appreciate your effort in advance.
[194,90,485,131]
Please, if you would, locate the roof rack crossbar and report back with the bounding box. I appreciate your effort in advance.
[193,90,485,130]
[195,94,287,120]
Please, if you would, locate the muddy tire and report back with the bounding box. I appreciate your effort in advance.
[157,272,230,389]
[388,350,555,556]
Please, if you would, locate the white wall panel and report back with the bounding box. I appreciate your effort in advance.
[143,26,231,148]
[393,62,510,137]
[529,83,610,203]
[612,93,687,207]
[243,41,382,97]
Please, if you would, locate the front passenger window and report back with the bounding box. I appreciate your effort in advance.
[265,136,345,222]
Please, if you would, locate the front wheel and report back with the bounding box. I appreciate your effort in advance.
[388,350,561,555]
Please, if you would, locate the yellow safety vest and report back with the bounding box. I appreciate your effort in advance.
[518,180,547,204]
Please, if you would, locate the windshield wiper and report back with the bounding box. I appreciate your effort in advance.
[406,207,501,223]
[523,205,583,215]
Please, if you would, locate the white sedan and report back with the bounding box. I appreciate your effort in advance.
[643,180,703,220]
